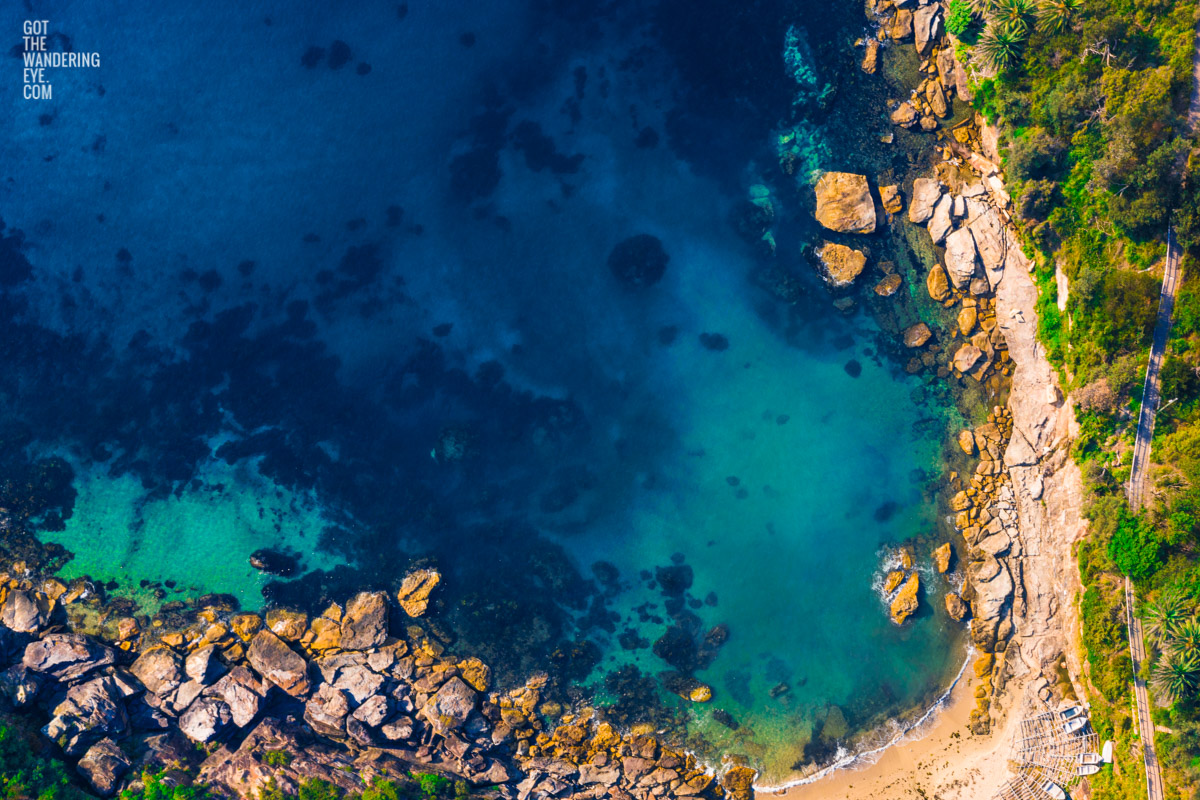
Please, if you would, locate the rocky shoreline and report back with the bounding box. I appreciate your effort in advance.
[0,565,754,800]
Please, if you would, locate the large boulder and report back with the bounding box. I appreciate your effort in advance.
[130,647,184,696]
[185,645,225,686]
[944,227,979,289]
[926,79,949,118]
[814,172,876,234]
[926,264,951,302]
[903,323,932,348]
[1,590,48,633]
[206,666,264,728]
[419,677,476,735]
[934,543,952,573]
[23,634,115,683]
[608,234,669,288]
[953,344,984,373]
[908,179,943,223]
[891,102,919,128]
[77,738,131,797]
[340,591,389,650]
[945,593,969,621]
[44,676,128,756]
[928,194,954,244]
[966,205,1012,288]
[179,696,233,743]
[246,630,310,698]
[396,569,441,618]
[914,5,942,55]
[890,573,920,624]
[304,683,351,738]
[814,242,867,287]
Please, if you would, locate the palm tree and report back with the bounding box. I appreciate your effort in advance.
[969,0,998,16]
[1035,0,1082,34]
[1151,651,1200,702]
[1145,588,1193,645]
[991,0,1035,35]
[1168,618,1200,662]
[976,23,1026,71]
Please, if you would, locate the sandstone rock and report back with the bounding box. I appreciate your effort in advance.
[934,542,952,573]
[814,242,867,287]
[207,666,263,728]
[944,226,978,288]
[340,591,389,650]
[914,5,942,55]
[814,172,876,234]
[23,634,115,683]
[332,665,384,706]
[2,590,47,633]
[953,345,983,373]
[945,593,968,621]
[957,306,978,336]
[77,738,131,797]
[926,264,951,302]
[966,205,1012,289]
[247,630,310,698]
[722,765,757,800]
[957,429,976,455]
[890,572,920,624]
[302,617,342,652]
[891,9,914,39]
[903,323,932,348]
[880,184,903,214]
[380,715,415,741]
[884,570,905,595]
[919,115,938,132]
[351,694,390,728]
[265,608,308,642]
[457,657,490,692]
[396,569,441,618]
[305,683,351,738]
[926,79,948,118]
[420,677,476,735]
[891,102,918,127]
[0,664,44,708]
[185,645,224,685]
[861,38,880,74]
[908,178,943,223]
[927,194,954,244]
[688,683,713,702]
[874,273,902,297]
[130,647,184,696]
[44,676,128,756]
[179,696,232,743]
[116,617,139,642]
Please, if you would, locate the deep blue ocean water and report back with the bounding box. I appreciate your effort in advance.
[1,0,967,779]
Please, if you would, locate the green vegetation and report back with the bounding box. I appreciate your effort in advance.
[257,774,476,800]
[119,771,213,800]
[0,717,87,800]
[958,0,1200,793]
[263,751,293,769]
[946,0,980,36]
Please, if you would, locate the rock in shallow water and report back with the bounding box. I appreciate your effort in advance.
[815,242,867,287]
[813,172,876,234]
[396,568,441,618]
[608,234,669,288]
[890,572,920,624]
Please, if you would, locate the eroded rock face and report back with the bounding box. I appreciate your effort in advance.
[396,568,441,618]
[814,172,876,234]
[23,634,115,683]
[928,194,954,244]
[44,676,128,756]
[926,264,951,302]
[340,591,389,650]
[890,573,920,624]
[305,683,351,739]
[880,184,903,214]
[954,344,984,373]
[247,630,310,698]
[814,242,867,287]
[207,666,264,728]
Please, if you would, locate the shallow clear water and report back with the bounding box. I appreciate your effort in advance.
[1,0,964,778]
